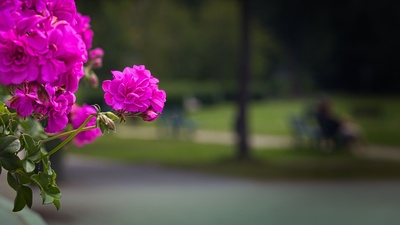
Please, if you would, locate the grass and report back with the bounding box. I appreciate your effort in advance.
[187,100,304,136]
[67,94,400,180]
[67,135,233,165]
[186,95,400,146]
[67,134,400,180]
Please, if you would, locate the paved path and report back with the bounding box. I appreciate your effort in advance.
[117,125,292,149]
[118,125,400,161]
[24,156,400,225]
[0,196,47,225]
[2,125,400,225]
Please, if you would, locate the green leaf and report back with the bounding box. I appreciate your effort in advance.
[53,199,61,210]
[0,114,9,127]
[41,192,54,204]
[10,120,18,133]
[41,157,50,171]
[40,187,61,206]
[31,171,62,207]
[7,172,19,191]
[31,173,48,189]
[0,102,10,113]
[13,189,27,212]
[18,173,31,185]
[0,154,21,171]
[19,118,46,138]
[28,148,42,162]
[22,160,35,173]
[20,186,33,208]
[47,186,62,199]
[0,136,21,154]
[21,134,40,157]
[12,186,33,211]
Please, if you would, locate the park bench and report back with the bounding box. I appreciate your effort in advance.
[290,114,358,151]
[289,115,321,149]
[159,108,196,138]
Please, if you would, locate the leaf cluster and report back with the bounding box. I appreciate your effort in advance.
[0,102,61,212]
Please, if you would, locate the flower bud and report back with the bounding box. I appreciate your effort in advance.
[89,73,99,87]
[92,58,102,68]
[98,114,116,131]
[105,111,118,121]
[89,48,104,59]
[140,110,158,122]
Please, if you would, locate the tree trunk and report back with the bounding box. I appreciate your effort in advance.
[236,0,251,159]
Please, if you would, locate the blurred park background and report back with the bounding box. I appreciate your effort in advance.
[6,0,400,224]
[72,0,400,160]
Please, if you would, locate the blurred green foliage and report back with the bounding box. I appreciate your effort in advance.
[76,0,281,105]
[76,0,400,106]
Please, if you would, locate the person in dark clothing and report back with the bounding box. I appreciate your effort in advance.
[315,99,340,138]
[314,98,342,150]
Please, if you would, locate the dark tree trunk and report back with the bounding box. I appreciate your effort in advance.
[236,0,251,159]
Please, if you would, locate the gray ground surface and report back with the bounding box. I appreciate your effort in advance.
[2,127,400,225]
[26,156,400,225]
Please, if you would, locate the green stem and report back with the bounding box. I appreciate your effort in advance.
[124,112,141,117]
[40,115,95,159]
[41,125,97,144]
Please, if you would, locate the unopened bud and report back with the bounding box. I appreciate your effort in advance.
[140,110,158,122]
[92,58,102,68]
[89,73,99,87]
[89,48,104,59]
[105,111,118,121]
[99,114,116,131]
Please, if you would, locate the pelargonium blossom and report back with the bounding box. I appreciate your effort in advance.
[6,83,39,117]
[102,65,166,120]
[69,104,102,146]
[1,0,103,134]
[43,84,76,133]
[0,31,39,85]
[6,82,75,133]
[0,0,91,89]
[73,12,93,50]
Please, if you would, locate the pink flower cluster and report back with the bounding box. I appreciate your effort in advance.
[1,0,99,133]
[102,65,166,121]
[69,104,101,146]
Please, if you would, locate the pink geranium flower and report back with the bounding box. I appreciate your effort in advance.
[43,84,75,133]
[102,65,166,120]
[0,31,39,85]
[73,12,93,50]
[0,1,89,90]
[69,104,101,146]
[6,83,38,117]
[47,0,77,24]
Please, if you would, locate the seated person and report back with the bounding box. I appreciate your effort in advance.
[315,98,341,140]
[339,116,363,150]
[314,98,362,150]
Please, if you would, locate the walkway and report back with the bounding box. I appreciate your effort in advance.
[26,156,400,225]
[1,125,400,225]
[117,125,400,161]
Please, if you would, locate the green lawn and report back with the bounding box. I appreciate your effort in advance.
[186,95,400,146]
[67,134,400,180]
[67,95,400,180]
[187,100,303,136]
